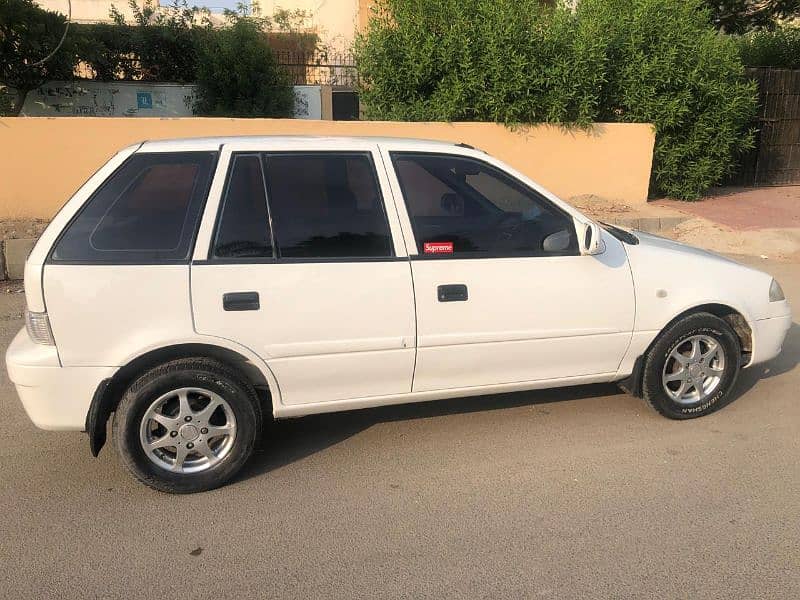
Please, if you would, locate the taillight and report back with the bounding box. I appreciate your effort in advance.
[25,310,55,345]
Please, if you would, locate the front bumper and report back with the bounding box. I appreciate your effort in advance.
[6,328,116,431]
[749,312,793,366]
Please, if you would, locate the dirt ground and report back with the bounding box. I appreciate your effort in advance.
[657,186,800,261]
[0,219,49,242]
[667,218,800,261]
[571,187,800,262]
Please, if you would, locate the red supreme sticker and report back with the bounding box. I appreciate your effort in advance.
[424,241,454,254]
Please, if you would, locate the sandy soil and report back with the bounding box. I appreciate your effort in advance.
[665,217,800,262]
[0,219,48,242]
[570,192,800,262]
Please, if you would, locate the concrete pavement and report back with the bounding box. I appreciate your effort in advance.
[0,257,798,599]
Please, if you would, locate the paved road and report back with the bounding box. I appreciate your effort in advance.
[1,257,798,599]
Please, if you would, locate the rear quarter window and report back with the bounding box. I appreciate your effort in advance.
[50,151,217,263]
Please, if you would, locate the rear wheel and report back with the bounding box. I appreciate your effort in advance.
[113,358,261,493]
[642,313,741,419]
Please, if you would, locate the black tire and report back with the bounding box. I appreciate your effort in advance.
[113,358,261,493]
[642,312,741,420]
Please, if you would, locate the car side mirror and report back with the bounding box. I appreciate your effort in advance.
[578,221,604,256]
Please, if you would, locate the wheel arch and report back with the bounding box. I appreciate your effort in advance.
[665,303,753,356]
[619,302,752,397]
[86,342,279,456]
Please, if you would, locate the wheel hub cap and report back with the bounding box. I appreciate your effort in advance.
[179,424,199,441]
[139,387,237,474]
[662,334,726,405]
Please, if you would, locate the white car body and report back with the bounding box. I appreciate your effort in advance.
[6,136,792,437]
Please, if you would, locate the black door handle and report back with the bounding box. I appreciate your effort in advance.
[223,291,260,311]
[438,284,468,302]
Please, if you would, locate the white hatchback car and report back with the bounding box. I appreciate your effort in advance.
[6,136,792,492]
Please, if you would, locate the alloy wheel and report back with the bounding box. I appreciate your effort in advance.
[139,387,237,474]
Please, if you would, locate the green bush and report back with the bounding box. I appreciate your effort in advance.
[354,0,607,126]
[580,0,758,199]
[0,0,76,115]
[735,27,800,68]
[355,0,758,200]
[193,18,294,117]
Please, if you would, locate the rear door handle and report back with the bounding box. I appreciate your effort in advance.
[223,291,260,311]
[437,284,468,302]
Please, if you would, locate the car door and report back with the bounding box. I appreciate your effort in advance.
[380,144,635,392]
[191,139,415,407]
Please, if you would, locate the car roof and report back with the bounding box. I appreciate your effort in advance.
[136,135,474,153]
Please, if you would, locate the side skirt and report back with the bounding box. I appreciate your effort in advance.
[274,372,617,418]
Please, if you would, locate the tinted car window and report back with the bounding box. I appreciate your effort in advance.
[213,154,273,259]
[263,153,393,258]
[391,153,578,257]
[51,152,216,263]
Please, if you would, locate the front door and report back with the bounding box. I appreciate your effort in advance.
[382,148,635,392]
[191,141,415,407]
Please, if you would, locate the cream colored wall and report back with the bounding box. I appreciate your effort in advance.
[262,0,360,51]
[35,0,144,23]
[0,118,654,219]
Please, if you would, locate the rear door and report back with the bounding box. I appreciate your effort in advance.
[381,145,635,392]
[191,139,415,407]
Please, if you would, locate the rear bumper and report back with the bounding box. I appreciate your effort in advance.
[5,328,116,431]
[749,312,793,367]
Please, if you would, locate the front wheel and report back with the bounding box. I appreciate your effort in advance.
[642,313,741,419]
[113,358,261,493]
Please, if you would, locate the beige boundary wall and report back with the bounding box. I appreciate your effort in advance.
[0,118,655,219]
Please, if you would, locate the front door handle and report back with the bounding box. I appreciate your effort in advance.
[223,291,260,311]
[437,284,468,302]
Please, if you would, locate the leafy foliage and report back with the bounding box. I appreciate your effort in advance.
[1,0,299,117]
[735,26,800,68]
[106,0,203,82]
[0,0,75,115]
[354,0,607,126]
[356,0,758,200]
[704,0,800,34]
[583,0,758,199]
[193,18,294,117]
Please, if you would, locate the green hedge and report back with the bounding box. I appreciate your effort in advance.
[735,27,800,69]
[0,0,298,117]
[355,0,758,200]
[193,19,293,117]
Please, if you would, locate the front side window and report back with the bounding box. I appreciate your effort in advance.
[51,152,216,263]
[263,153,393,258]
[391,153,578,257]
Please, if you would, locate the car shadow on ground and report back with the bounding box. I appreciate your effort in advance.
[239,382,623,482]
[238,323,800,483]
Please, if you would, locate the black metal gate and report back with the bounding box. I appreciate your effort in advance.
[733,68,800,186]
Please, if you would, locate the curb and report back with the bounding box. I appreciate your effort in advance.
[609,215,688,234]
[1,238,37,281]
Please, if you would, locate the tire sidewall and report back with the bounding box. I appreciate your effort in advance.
[114,365,258,493]
[644,317,741,419]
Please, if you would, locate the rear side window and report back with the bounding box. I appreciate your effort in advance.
[213,154,273,259]
[263,153,393,258]
[51,152,216,263]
